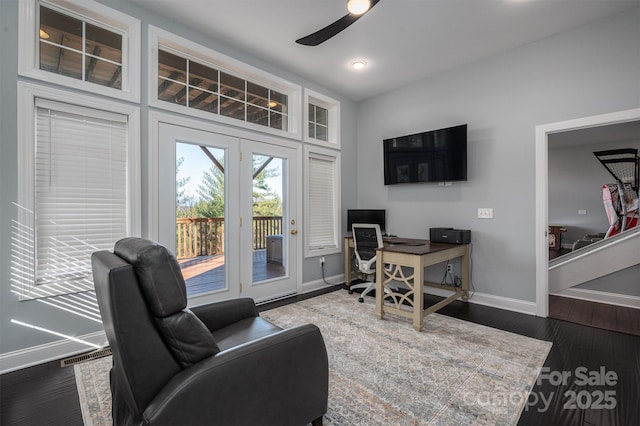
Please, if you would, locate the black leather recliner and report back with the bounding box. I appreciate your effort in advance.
[91,237,328,425]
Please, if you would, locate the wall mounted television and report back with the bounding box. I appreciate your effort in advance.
[347,209,386,232]
[383,124,467,185]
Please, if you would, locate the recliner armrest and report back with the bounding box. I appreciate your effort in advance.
[191,297,258,332]
[144,324,329,426]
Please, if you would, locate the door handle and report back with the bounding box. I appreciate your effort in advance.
[291,229,298,235]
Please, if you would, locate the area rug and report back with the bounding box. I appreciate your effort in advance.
[74,356,112,426]
[75,290,551,425]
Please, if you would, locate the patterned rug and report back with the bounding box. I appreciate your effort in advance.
[74,356,112,426]
[75,290,551,425]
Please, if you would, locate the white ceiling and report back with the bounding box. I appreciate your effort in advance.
[549,120,640,149]
[129,0,639,102]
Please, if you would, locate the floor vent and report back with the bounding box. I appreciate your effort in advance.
[60,347,112,368]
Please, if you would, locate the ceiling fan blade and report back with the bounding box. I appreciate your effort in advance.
[296,0,380,46]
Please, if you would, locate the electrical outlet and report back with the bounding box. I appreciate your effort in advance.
[320,257,325,266]
[446,264,453,273]
[477,208,493,219]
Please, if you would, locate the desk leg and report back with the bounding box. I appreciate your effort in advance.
[413,258,424,331]
[375,252,384,320]
[344,238,351,286]
[461,246,469,302]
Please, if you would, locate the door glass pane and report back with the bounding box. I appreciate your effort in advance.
[252,154,285,282]
[175,142,226,297]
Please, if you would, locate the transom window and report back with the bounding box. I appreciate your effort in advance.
[39,5,123,89]
[304,89,340,148]
[19,0,141,102]
[158,49,289,131]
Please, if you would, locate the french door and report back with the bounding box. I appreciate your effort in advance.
[157,123,298,304]
[239,139,298,302]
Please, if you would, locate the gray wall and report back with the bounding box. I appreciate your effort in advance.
[0,0,357,354]
[355,8,640,302]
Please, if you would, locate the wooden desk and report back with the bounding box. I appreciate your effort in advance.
[373,239,469,331]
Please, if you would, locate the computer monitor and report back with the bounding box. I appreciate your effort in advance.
[347,209,386,233]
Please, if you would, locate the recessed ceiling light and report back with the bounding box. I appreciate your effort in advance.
[268,101,278,108]
[352,61,367,70]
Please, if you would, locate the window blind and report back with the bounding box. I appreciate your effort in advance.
[35,100,128,288]
[308,154,337,250]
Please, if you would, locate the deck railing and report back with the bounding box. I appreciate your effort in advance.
[176,216,282,259]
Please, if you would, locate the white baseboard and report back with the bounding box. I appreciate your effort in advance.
[466,291,538,316]
[0,330,108,375]
[551,288,640,309]
[301,274,345,294]
[422,286,538,316]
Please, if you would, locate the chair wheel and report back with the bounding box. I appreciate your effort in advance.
[348,290,354,294]
[358,297,364,303]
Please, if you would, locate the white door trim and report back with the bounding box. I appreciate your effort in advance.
[534,108,640,317]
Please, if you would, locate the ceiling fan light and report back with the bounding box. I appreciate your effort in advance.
[352,61,367,70]
[347,0,371,15]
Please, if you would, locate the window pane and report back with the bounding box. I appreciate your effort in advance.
[247,82,269,108]
[316,125,328,142]
[40,43,82,80]
[220,97,245,120]
[247,105,268,126]
[270,111,286,131]
[85,22,122,64]
[309,122,315,139]
[270,90,287,113]
[190,61,218,92]
[315,105,328,126]
[86,57,122,89]
[309,104,315,122]
[175,143,227,296]
[158,50,187,83]
[220,72,245,100]
[189,88,218,113]
[40,6,82,51]
[158,78,187,106]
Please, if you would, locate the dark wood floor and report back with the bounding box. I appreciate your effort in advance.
[2,285,639,426]
[549,294,640,336]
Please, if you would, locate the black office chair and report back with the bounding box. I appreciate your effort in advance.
[92,237,328,425]
[349,223,384,302]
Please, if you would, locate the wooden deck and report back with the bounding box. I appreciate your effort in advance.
[178,249,285,296]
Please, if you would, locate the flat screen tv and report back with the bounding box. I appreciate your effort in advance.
[347,209,386,232]
[383,124,467,185]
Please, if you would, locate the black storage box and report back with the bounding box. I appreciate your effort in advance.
[430,228,471,244]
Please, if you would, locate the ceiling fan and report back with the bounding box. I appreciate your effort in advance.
[296,0,380,46]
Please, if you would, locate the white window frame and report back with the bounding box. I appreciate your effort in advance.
[18,0,141,103]
[304,146,341,257]
[15,81,141,299]
[304,89,340,149]
[148,25,302,140]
